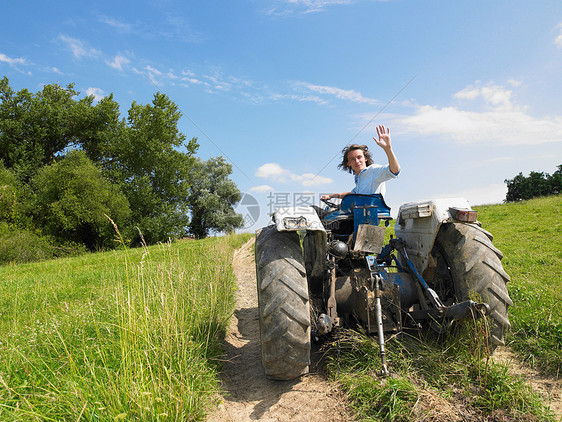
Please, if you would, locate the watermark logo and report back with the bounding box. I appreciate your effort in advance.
[234,193,260,229]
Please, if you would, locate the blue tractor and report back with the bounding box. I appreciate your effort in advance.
[255,194,512,380]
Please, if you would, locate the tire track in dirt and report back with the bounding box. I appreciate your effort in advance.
[207,237,353,422]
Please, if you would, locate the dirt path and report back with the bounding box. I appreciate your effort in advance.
[492,348,562,420]
[207,238,353,422]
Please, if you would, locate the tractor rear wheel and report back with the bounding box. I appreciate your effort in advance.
[255,226,311,380]
[429,222,512,350]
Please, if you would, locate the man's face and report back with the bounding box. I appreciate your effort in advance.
[347,149,366,175]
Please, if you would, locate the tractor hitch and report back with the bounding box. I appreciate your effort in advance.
[408,300,490,322]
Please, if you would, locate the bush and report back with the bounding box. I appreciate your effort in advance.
[31,151,132,250]
[0,223,52,264]
[0,223,86,265]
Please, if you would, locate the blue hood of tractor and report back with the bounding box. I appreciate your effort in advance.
[323,194,391,229]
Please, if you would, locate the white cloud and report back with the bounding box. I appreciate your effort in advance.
[132,65,164,86]
[59,35,100,59]
[297,82,378,105]
[265,0,356,15]
[98,16,132,33]
[555,23,562,48]
[256,163,288,179]
[256,162,333,186]
[393,81,562,145]
[434,183,507,206]
[250,185,274,193]
[107,54,130,71]
[145,65,162,76]
[85,87,105,102]
[0,53,26,66]
[453,82,515,111]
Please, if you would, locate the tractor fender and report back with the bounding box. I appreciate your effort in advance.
[272,206,326,232]
[394,198,473,275]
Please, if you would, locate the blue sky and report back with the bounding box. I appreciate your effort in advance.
[2,0,561,231]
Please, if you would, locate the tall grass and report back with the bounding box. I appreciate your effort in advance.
[0,232,252,420]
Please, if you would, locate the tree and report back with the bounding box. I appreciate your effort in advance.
[187,156,244,238]
[548,165,562,195]
[0,161,31,227]
[505,165,562,202]
[0,77,123,182]
[31,150,131,250]
[93,93,199,244]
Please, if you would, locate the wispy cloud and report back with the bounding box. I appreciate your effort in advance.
[250,184,274,193]
[107,54,131,71]
[295,82,378,105]
[392,81,562,145]
[265,0,358,15]
[162,13,204,44]
[0,53,26,66]
[132,65,165,87]
[59,35,100,59]
[555,22,562,48]
[256,163,333,186]
[98,15,133,33]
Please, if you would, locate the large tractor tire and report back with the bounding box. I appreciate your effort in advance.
[429,222,512,350]
[255,226,311,380]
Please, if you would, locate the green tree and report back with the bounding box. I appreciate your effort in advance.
[0,77,122,182]
[32,150,131,250]
[548,165,562,194]
[97,93,199,244]
[505,166,562,202]
[187,156,244,238]
[0,161,31,227]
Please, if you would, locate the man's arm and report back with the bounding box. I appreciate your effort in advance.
[321,192,352,200]
[374,125,400,175]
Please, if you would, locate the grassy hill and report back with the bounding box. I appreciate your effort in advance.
[0,233,252,420]
[0,195,559,421]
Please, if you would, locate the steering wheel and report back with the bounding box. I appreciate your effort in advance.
[321,197,340,210]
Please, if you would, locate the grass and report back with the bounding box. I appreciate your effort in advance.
[0,232,252,420]
[321,195,561,421]
[1,195,560,420]
[475,195,562,376]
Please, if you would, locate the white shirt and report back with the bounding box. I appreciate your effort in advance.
[350,164,399,197]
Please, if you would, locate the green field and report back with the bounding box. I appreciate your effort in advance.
[0,233,252,420]
[0,196,560,421]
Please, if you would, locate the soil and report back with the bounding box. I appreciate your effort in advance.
[492,347,562,420]
[207,237,353,422]
[208,237,562,422]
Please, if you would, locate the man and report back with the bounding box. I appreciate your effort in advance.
[321,125,400,200]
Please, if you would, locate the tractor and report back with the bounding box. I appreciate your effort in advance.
[255,194,512,380]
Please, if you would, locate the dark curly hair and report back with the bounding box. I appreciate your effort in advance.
[337,144,374,174]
